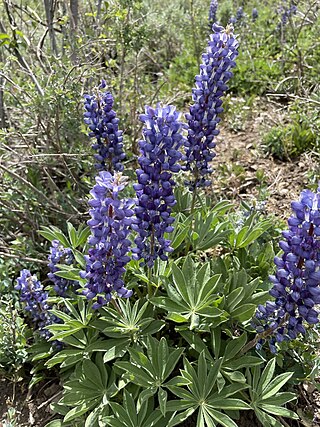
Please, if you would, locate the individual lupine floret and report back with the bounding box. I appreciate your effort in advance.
[83,80,125,172]
[82,172,134,309]
[254,188,320,352]
[132,104,185,267]
[48,240,77,296]
[209,0,218,24]
[184,24,239,190]
[252,8,258,21]
[15,269,54,339]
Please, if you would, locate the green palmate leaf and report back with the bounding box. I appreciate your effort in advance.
[45,349,83,368]
[73,249,86,268]
[167,313,189,323]
[109,403,132,426]
[67,222,77,248]
[151,297,188,313]
[222,370,246,384]
[172,226,189,249]
[105,341,129,362]
[84,407,101,427]
[166,399,194,412]
[215,383,249,399]
[39,226,70,247]
[261,392,297,406]
[204,407,238,427]
[54,269,81,281]
[159,387,168,416]
[258,358,276,394]
[179,330,213,361]
[152,262,223,328]
[63,401,97,423]
[207,398,250,410]
[195,230,231,251]
[45,421,63,427]
[235,226,249,248]
[76,226,91,247]
[224,356,263,371]
[124,390,138,426]
[255,408,283,427]
[82,359,104,389]
[226,288,244,311]
[196,274,221,304]
[231,304,256,322]
[224,333,247,361]
[172,263,189,303]
[167,407,197,427]
[239,222,271,248]
[116,361,154,387]
[200,408,216,427]
[250,290,271,306]
[262,372,294,400]
[259,404,299,419]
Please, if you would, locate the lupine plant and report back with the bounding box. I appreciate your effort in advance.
[11,13,320,427]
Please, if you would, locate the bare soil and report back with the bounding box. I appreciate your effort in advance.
[0,377,61,427]
[212,100,317,220]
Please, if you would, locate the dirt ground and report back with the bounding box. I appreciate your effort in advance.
[212,99,317,220]
[0,378,61,427]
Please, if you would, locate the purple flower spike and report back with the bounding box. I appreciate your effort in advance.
[255,187,320,352]
[209,0,218,24]
[132,104,186,267]
[15,269,58,339]
[236,6,245,21]
[48,240,78,296]
[184,24,239,190]
[84,81,125,172]
[252,8,258,21]
[277,1,297,30]
[82,172,134,308]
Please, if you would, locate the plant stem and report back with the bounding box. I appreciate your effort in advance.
[185,186,198,254]
[147,267,153,298]
[241,314,289,355]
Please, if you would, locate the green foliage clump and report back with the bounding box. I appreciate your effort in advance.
[263,103,320,159]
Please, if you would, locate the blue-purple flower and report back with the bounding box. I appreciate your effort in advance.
[84,80,125,172]
[209,0,218,24]
[236,6,245,21]
[252,8,258,21]
[184,24,239,189]
[132,104,185,267]
[48,240,77,296]
[82,172,134,308]
[255,188,320,352]
[277,1,297,29]
[15,269,54,339]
